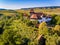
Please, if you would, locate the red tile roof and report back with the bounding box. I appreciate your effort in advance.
[23,13,27,16]
[30,14,38,19]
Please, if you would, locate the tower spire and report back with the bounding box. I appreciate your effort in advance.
[30,9,34,16]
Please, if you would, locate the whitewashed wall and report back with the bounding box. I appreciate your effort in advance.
[38,17,51,23]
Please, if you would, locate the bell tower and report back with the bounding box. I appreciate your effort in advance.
[30,9,34,16]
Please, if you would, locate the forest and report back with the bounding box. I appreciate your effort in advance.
[0,8,60,45]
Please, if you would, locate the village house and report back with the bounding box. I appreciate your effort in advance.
[23,13,28,19]
[30,9,52,23]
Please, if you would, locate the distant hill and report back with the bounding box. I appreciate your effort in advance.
[0,8,17,13]
[20,6,60,10]
[0,8,6,10]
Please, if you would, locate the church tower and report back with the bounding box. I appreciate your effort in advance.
[30,9,34,16]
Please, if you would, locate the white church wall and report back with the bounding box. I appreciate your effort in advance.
[38,17,52,23]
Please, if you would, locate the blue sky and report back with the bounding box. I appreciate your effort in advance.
[0,0,60,9]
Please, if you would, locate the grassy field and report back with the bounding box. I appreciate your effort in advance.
[16,8,60,15]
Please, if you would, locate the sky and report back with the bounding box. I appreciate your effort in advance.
[0,0,60,9]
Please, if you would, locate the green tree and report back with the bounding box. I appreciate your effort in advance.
[38,22,49,35]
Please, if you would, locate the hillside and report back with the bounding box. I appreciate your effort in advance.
[0,6,60,45]
[16,6,60,15]
[20,6,60,10]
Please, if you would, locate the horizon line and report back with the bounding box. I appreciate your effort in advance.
[0,5,60,10]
